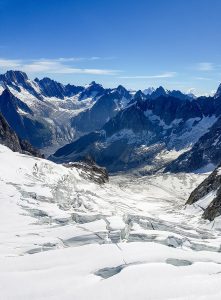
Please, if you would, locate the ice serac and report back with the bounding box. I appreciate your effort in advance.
[186,164,221,221]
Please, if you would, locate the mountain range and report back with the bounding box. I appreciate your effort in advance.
[1,69,221,174]
[2,69,221,289]
[51,89,221,173]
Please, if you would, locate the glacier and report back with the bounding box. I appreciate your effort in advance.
[1,145,221,299]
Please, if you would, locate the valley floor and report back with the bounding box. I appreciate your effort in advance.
[1,145,221,299]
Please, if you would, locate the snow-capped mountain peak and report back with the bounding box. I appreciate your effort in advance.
[143,87,155,95]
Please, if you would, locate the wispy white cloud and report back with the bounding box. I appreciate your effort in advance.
[196,62,214,71]
[0,57,119,75]
[193,76,212,80]
[56,57,101,62]
[118,72,176,79]
[0,58,21,68]
[186,87,216,97]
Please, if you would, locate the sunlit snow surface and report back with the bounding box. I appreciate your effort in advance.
[1,145,221,299]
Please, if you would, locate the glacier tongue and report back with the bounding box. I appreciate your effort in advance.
[1,145,221,299]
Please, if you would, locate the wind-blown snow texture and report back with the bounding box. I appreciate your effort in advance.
[1,145,221,299]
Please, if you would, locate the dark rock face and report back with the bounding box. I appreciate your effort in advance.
[78,81,105,100]
[64,84,84,97]
[0,70,29,84]
[71,90,131,134]
[63,158,108,184]
[148,86,194,101]
[150,86,167,99]
[214,83,221,99]
[0,112,22,152]
[203,194,221,221]
[0,71,85,100]
[51,93,221,172]
[0,89,53,148]
[165,116,221,173]
[35,77,66,99]
[19,139,43,158]
[34,77,84,99]
[0,70,42,99]
[186,165,221,221]
[115,85,132,99]
[0,112,42,157]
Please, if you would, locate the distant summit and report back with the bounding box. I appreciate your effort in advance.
[143,85,196,100]
[143,87,155,95]
[214,83,221,99]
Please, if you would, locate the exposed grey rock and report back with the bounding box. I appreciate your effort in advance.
[165,116,221,173]
[0,112,42,157]
[0,88,53,148]
[51,93,221,171]
[214,83,221,99]
[0,112,22,152]
[63,157,108,184]
[19,139,43,158]
[186,164,221,221]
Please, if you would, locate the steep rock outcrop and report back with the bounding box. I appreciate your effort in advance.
[0,112,42,157]
[186,165,221,221]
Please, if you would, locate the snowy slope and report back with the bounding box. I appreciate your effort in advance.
[1,145,221,299]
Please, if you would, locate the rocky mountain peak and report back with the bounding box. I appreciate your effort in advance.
[116,84,126,92]
[35,77,65,99]
[214,83,221,99]
[115,85,130,98]
[2,70,29,84]
[0,70,42,99]
[87,81,103,90]
[143,87,155,95]
[133,90,146,101]
[151,86,167,99]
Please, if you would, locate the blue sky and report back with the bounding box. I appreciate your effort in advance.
[0,0,221,95]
